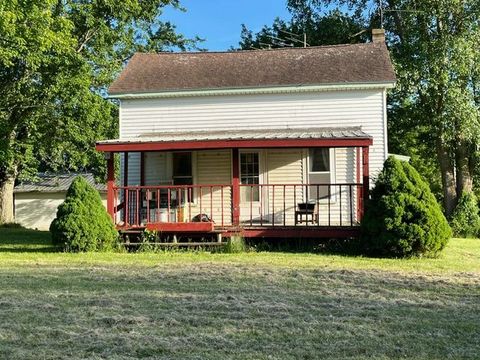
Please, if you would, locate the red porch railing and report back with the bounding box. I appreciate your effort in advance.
[112,183,363,230]
[113,184,232,229]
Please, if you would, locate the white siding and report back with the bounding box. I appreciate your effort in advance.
[14,192,107,231]
[196,150,232,225]
[265,149,304,225]
[119,90,387,178]
[144,152,169,185]
[120,152,141,186]
[262,148,358,226]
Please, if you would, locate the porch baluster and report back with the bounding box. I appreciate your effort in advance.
[178,187,182,222]
[272,185,275,227]
[293,185,296,227]
[136,188,140,226]
[328,185,331,227]
[156,189,160,222]
[349,185,353,227]
[220,186,224,227]
[199,187,203,222]
[210,186,213,225]
[250,185,253,226]
[259,185,263,226]
[125,189,129,227]
[167,188,171,222]
[146,189,150,224]
[339,185,342,227]
[113,188,118,225]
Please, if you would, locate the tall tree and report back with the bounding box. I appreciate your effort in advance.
[0,0,197,223]
[285,0,480,215]
[238,10,367,50]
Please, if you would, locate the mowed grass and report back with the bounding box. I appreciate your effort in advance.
[0,228,479,359]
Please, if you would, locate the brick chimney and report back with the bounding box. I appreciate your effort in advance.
[372,28,386,43]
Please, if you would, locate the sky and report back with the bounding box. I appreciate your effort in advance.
[162,0,291,51]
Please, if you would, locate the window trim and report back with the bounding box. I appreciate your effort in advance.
[169,151,197,204]
[238,149,265,204]
[306,148,336,203]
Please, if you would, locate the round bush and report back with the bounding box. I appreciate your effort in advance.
[50,176,118,252]
[361,157,451,257]
[450,191,480,238]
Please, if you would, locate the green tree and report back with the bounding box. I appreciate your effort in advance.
[238,10,367,50]
[284,0,480,216]
[450,191,480,238]
[0,0,198,223]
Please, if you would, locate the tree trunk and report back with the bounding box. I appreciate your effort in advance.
[436,139,457,216]
[0,175,15,224]
[455,142,473,196]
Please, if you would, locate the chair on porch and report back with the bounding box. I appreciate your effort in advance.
[295,202,318,225]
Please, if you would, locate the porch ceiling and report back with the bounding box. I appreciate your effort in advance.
[96,127,373,152]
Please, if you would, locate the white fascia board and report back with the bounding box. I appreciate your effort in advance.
[109,82,396,99]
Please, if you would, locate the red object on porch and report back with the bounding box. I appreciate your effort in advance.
[146,222,214,232]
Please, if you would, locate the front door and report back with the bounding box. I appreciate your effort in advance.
[239,151,266,224]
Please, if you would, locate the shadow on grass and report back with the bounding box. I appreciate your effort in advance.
[0,226,57,253]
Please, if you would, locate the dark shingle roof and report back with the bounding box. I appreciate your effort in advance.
[109,43,396,95]
[14,173,106,193]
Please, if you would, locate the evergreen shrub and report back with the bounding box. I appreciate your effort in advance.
[361,157,451,257]
[50,176,118,252]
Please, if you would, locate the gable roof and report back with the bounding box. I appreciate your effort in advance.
[109,43,396,96]
[14,173,106,193]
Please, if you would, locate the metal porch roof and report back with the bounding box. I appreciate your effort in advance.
[99,127,371,144]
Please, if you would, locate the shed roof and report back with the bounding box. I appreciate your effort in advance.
[14,173,106,193]
[109,43,396,95]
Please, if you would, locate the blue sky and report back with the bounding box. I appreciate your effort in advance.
[162,0,291,51]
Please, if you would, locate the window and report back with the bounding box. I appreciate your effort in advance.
[308,148,332,201]
[172,152,193,185]
[240,152,260,202]
[309,148,330,172]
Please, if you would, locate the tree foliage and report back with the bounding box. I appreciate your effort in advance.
[361,157,451,257]
[450,192,480,238]
[238,10,367,50]
[0,0,198,223]
[277,1,480,216]
[50,176,118,252]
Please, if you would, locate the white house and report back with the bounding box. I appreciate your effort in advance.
[96,29,395,239]
[14,173,107,230]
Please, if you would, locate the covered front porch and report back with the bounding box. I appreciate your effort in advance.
[96,128,372,239]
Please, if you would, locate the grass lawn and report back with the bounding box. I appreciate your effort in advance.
[0,227,479,359]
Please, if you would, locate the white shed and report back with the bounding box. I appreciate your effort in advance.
[14,173,107,231]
